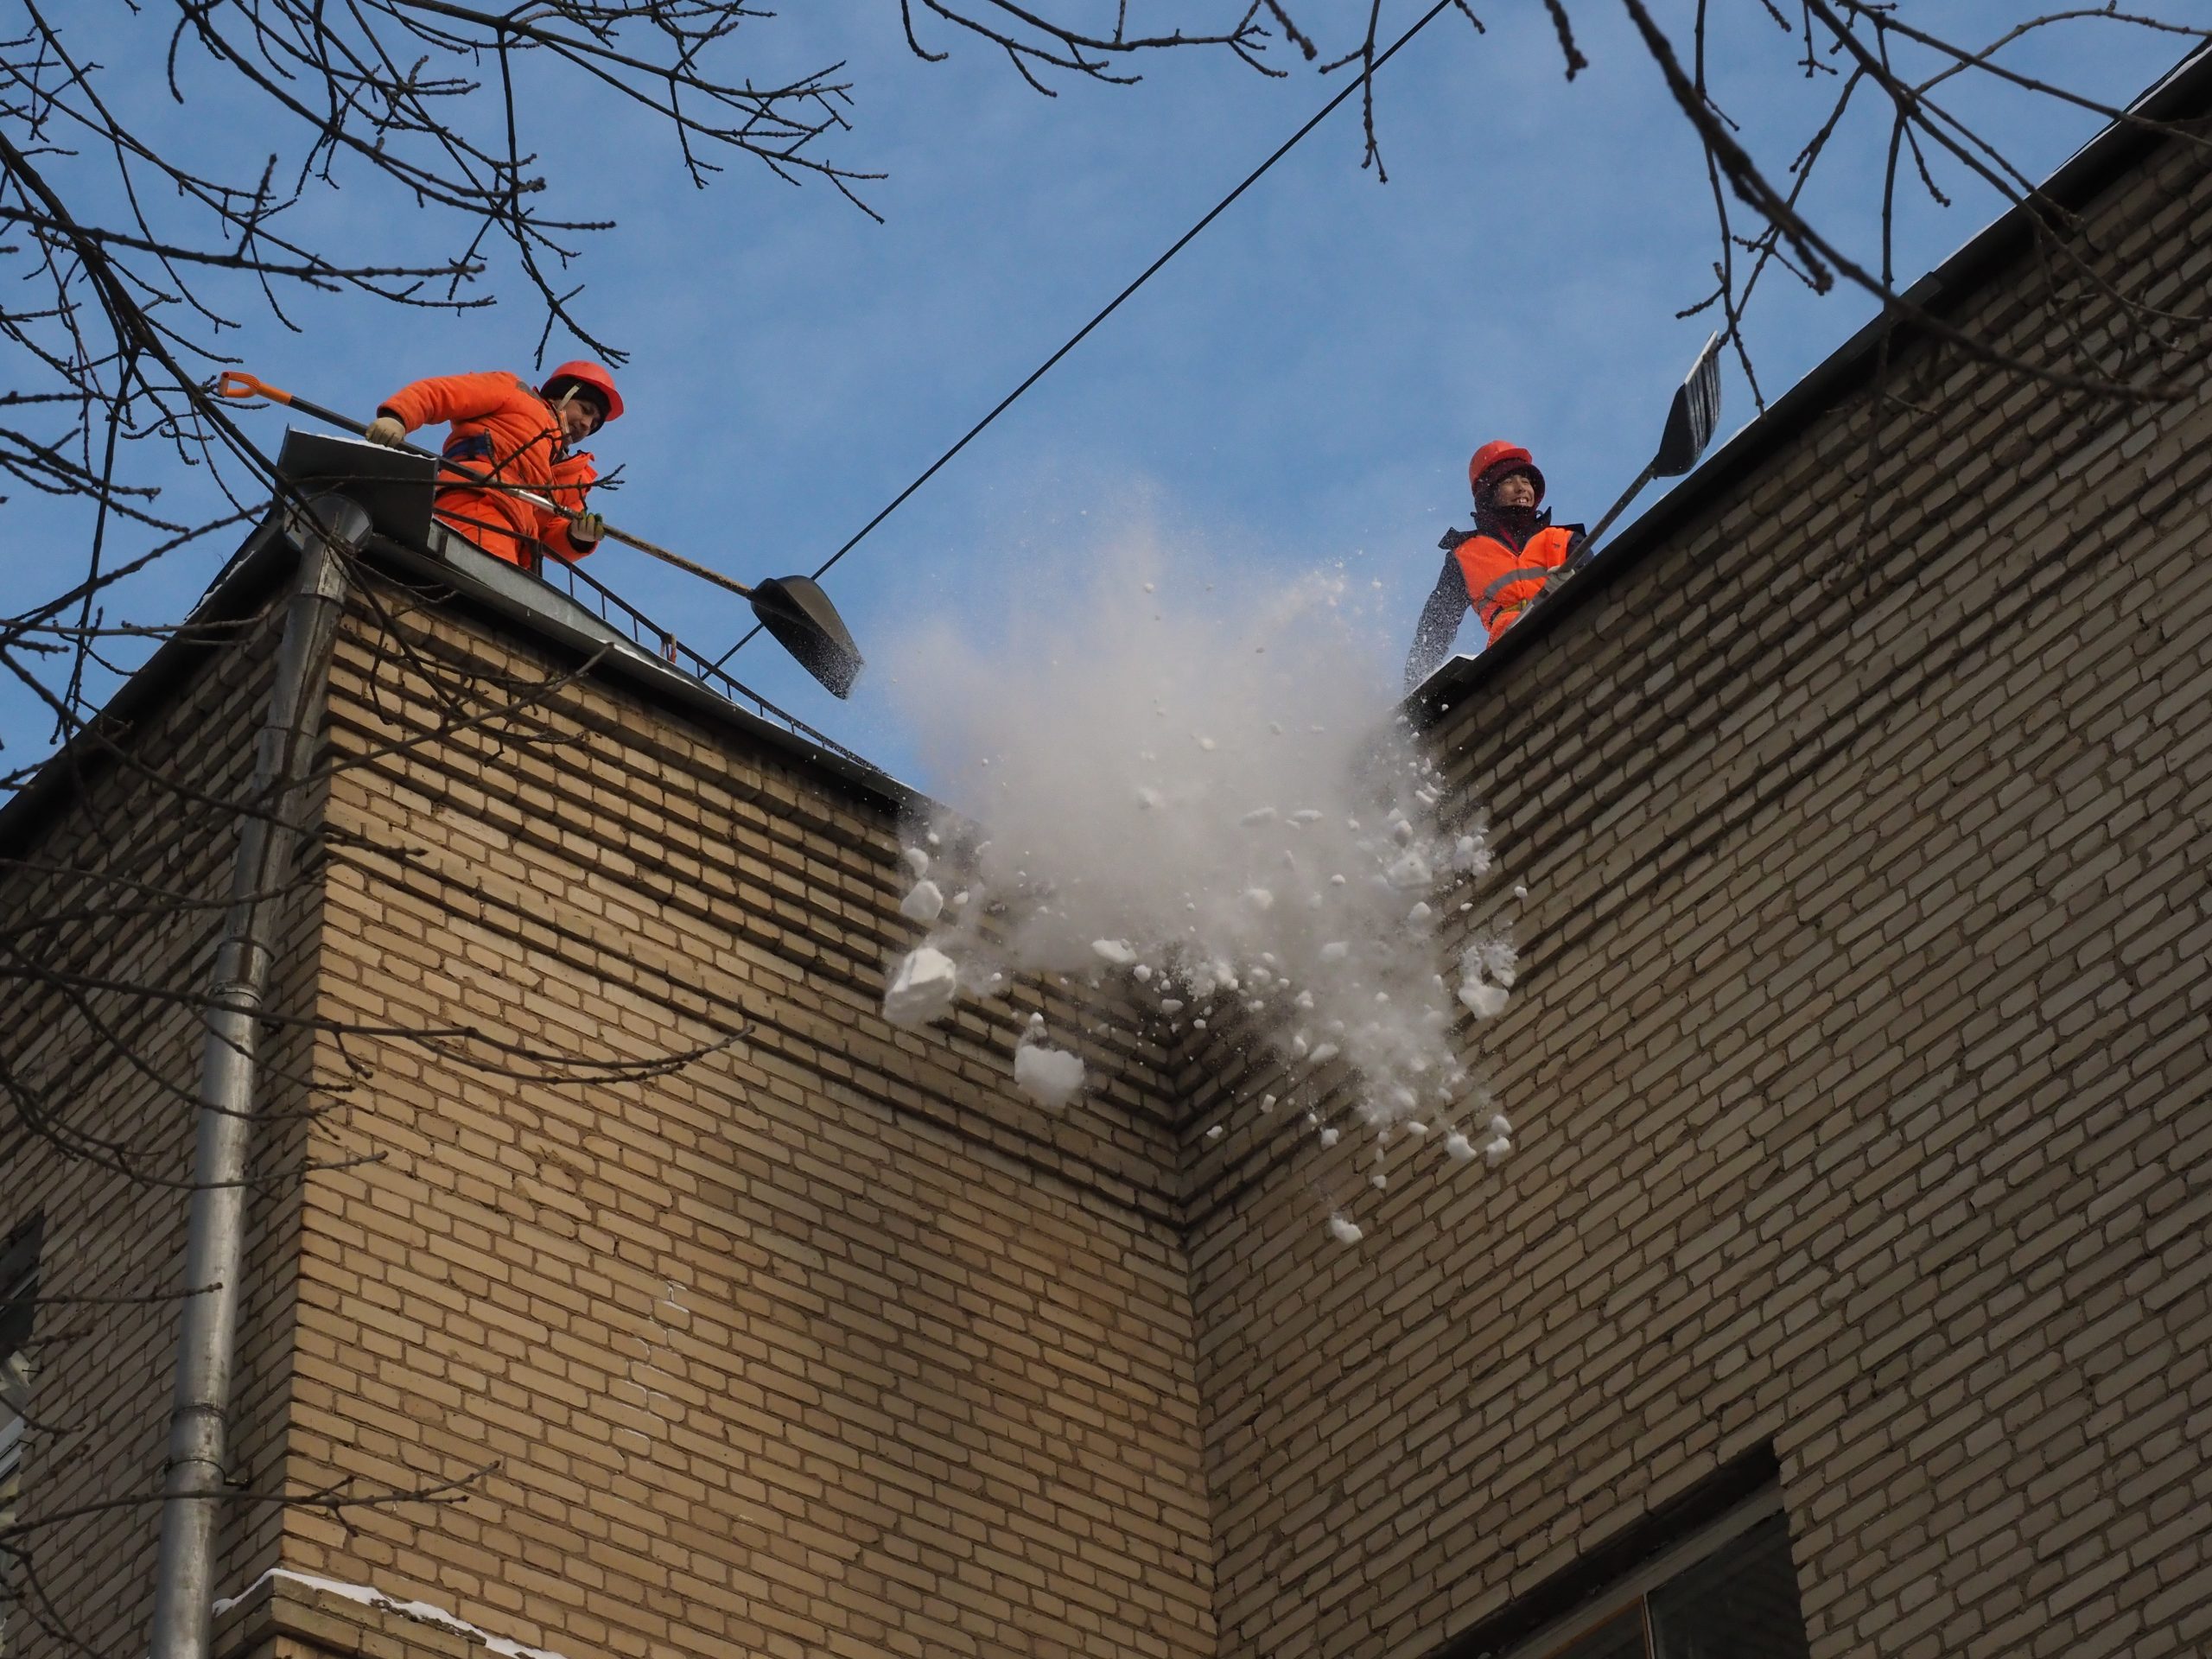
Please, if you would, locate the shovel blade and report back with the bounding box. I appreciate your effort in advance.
[751,575,865,699]
[1653,331,1724,477]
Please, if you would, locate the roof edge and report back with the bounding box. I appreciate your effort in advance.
[1405,41,2212,727]
[0,517,918,865]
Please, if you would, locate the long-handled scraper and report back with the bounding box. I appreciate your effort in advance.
[217,371,865,698]
[1554,332,1725,584]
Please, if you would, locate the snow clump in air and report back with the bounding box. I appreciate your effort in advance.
[881,945,960,1027]
[877,523,1519,1237]
[1012,1014,1085,1107]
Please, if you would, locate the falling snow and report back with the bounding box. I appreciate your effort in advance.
[879,531,1524,1243]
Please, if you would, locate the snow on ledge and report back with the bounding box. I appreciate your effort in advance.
[212,1568,575,1659]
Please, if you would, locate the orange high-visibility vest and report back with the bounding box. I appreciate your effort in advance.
[1452,524,1580,642]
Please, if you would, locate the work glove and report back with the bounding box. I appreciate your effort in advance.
[365,415,406,448]
[567,512,605,550]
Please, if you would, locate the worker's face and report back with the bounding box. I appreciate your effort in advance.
[1492,472,1538,509]
[551,391,603,445]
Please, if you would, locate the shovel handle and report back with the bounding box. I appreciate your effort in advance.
[219,372,377,445]
[219,370,753,596]
[218,370,293,406]
[596,525,753,599]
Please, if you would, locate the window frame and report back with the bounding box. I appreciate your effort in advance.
[0,1218,40,1497]
[1500,1484,1793,1659]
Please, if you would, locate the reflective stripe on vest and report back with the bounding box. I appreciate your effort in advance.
[1453,524,1579,637]
[1478,566,1552,604]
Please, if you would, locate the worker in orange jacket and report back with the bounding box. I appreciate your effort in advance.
[364,361,623,570]
[1403,441,1584,690]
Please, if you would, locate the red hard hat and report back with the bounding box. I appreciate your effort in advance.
[540,360,623,423]
[1468,440,1543,505]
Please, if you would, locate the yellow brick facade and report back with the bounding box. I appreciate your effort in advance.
[6,70,2212,1659]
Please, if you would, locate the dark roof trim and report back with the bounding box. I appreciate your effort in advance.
[0,516,917,862]
[0,517,288,863]
[1405,43,2212,727]
[361,529,918,815]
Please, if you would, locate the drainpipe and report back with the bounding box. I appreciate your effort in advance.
[148,493,365,1659]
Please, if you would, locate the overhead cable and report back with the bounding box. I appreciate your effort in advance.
[711,0,1458,672]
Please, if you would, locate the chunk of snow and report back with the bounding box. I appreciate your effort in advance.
[1244,887,1275,912]
[899,880,945,923]
[1443,1130,1477,1163]
[1482,1136,1513,1167]
[1464,938,1518,988]
[1459,982,1510,1020]
[1319,942,1350,963]
[1408,901,1432,923]
[883,948,959,1027]
[1240,805,1279,826]
[1091,938,1138,966]
[901,847,931,878]
[1136,786,1164,810]
[1290,809,1324,824]
[1260,1093,1276,1113]
[1309,1042,1340,1065]
[1013,1044,1085,1108]
[1386,849,1433,889]
[1453,836,1492,876]
[1328,1215,1363,1245]
[1319,1126,1339,1147]
[1489,1114,1514,1139]
[1205,1124,1225,1141]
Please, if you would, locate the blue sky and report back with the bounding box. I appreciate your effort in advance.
[4,3,2198,786]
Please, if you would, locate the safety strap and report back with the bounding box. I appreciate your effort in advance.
[443,433,496,466]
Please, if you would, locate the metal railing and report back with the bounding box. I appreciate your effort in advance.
[536,554,877,771]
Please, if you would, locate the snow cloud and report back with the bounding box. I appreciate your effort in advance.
[877,519,1516,1223]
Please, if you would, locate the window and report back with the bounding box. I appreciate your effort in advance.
[0,1218,38,1658]
[1515,1496,1811,1659]
[1434,1452,1815,1659]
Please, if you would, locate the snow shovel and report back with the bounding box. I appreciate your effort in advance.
[1556,332,1724,581]
[216,371,866,698]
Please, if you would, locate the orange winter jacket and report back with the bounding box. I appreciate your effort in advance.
[378,371,598,569]
[1452,522,1580,642]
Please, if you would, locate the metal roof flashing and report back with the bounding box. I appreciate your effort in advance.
[1402,41,2212,737]
[364,526,918,813]
[0,500,918,862]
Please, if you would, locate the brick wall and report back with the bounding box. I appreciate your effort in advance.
[276,583,1214,1659]
[9,79,2211,1659]
[1,588,312,1659]
[1184,101,2212,1659]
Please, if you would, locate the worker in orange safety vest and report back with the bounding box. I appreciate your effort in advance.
[365,361,623,570]
[1403,441,1584,690]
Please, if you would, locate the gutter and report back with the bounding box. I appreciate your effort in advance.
[147,496,363,1659]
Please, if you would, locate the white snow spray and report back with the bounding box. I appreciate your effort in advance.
[877,524,1516,1237]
